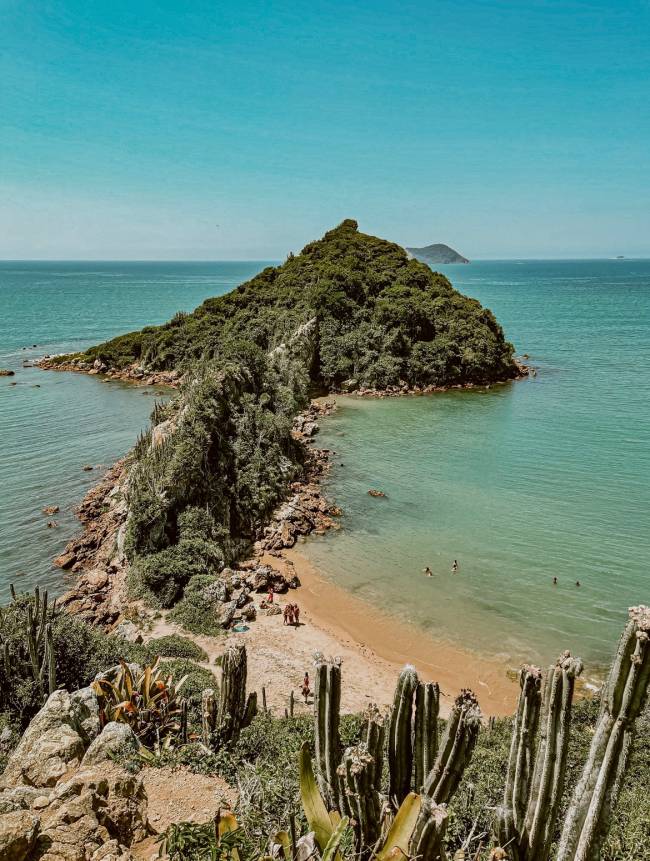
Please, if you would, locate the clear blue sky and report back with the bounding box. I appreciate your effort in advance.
[2,0,649,259]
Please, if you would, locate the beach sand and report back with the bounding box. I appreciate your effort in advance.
[148,548,519,719]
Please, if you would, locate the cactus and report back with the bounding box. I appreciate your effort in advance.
[409,796,449,861]
[363,705,386,789]
[495,665,542,854]
[337,744,383,850]
[494,652,583,860]
[202,644,256,749]
[423,689,482,805]
[0,586,57,711]
[557,606,650,861]
[414,681,440,791]
[313,653,342,808]
[388,665,419,805]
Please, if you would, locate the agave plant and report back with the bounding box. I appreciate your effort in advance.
[92,658,188,750]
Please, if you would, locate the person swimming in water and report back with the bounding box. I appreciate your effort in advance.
[553,576,558,585]
[423,566,433,577]
[576,580,581,587]
[451,560,459,573]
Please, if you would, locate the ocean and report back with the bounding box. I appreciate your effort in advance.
[1,259,648,674]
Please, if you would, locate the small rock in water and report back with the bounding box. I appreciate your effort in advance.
[82,464,93,471]
[47,521,58,528]
[42,505,60,515]
[0,368,15,376]
[368,489,386,498]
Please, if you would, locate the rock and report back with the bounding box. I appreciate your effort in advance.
[218,600,237,628]
[251,566,272,591]
[241,605,257,622]
[302,421,319,437]
[202,580,230,604]
[111,620,144,644]
[42,505,60,515]
[340,378,358,392]
[266,604,282,616]
[288,575,301,589]
[70,686,101,745]
[234,588,251,609]
[1,690,86,788]
[367,489,386,498]
[54,552,77,569]
[0,369,15,376]
[280,520,297,547]
[82,723,138,767]
[83,465,94,471]
[0,809,40,861]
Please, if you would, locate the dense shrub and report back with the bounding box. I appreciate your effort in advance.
[143,635,208,662]
[167,575,223,636]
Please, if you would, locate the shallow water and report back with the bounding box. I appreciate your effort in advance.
[0,261,269,601]
[301,260,650,673]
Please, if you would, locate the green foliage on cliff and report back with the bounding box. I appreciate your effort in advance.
[82,220,517,389]
[83,221,519,611]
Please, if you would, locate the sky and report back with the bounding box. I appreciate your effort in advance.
[1,0,649,260]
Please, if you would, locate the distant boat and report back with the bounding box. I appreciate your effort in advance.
[616,255,625,259]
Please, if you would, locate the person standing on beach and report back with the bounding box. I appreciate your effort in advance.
[294,604,300,626]
[302,672,310,702]
[268,588,274,604]
[452,560,459,573]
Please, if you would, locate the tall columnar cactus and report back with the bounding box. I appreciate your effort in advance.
[495,652,583,861]
[409,796,449,861]
[423,689,482,804]
[556,606,650,861]
[414,681,440,791]
[337,744,383,851]
[313,653,342,808]
[363,705,387,789]
[495,665,542,853]
[388,665,419,805]
[201,644,256,748]
[0,586,57,709]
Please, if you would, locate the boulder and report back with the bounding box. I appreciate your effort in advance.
[340,378,358,392]
[54,552,77,569]
[70,686,101,745]
[202,579,230,604]
[1,690,86,788]
[42,505,60,515]
[266,604,282,616]
[81,723,138,767]
[218,600,237,629]
[0,809,39,861]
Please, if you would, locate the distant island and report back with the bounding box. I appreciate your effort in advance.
[406,242,469,264]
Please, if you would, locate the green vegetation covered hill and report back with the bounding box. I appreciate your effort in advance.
[82,220,515,390]
[406,242,470,265]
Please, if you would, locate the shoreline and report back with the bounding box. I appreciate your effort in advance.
[38,359,531,717]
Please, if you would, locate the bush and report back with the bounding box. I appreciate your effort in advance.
[168,584,222,637]
[143,635,208,662]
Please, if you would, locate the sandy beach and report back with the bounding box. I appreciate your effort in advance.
[148,546,519,719]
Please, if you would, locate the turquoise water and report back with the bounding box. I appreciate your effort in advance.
[0,262,269,600]
[301,260,650,673]
[2,260,648,674]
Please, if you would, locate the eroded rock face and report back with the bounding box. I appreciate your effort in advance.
[0,809,39,861]
[1,690,86,788]
[81,722,138,768]
[0,691,147,861]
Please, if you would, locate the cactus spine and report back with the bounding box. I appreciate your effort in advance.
[557,606,650,861]
[414,681,440,791]
[423,689,482,804]
[388,665,419,805]
[313,653,342,808]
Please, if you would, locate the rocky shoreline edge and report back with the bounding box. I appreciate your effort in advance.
[52,398,341,635]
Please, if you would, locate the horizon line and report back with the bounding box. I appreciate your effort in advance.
[2,256,650,264]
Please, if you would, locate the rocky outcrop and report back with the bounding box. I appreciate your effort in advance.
[0,688,147,861]
[37,356,181,389]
